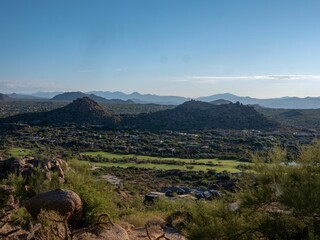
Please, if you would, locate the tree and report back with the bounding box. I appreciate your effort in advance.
[174,142,320,239]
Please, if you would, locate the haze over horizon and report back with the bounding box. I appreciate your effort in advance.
[2,90,320,100]
[1,0,320,98]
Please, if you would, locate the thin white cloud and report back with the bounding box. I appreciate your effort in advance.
[175,75,320,84]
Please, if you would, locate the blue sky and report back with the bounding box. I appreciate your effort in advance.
[1,0,320,98]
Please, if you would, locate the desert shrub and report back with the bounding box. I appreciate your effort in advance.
[122,212,165,227]
[27,169,62,196]
[65,161,119,224]
[2,173,26,200]
[152,197,194,214]
[3,167,62,201]
[156,142,320,239]
[11,207,33,229]
[35,210,67,240]
[120,197,194,228]
[163,200,246,240]
[119,193,145,216]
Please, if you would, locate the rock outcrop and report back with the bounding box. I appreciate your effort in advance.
[123,100,278,130]
[25,189,83,224]
[0,157,67,183]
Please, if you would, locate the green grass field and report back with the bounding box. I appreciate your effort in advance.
[8,147,35,157]
[81,151,248,173]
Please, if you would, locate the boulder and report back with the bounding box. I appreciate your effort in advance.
[25,189,82,224]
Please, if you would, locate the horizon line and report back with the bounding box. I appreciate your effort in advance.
[2,90,320,100]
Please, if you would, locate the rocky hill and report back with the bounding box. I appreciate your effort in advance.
[0,99,278,130]
[124,100,277,130]
[1,97,120,126]
[52,91,98,101]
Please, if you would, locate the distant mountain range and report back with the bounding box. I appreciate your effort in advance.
[2,91,320,109]
[8,93,43,100]
[32,92,64,99]
[29,91,188,105]
[51,92,134,104]
[0,97,277,130]
[88,91,189,105]
[197,93,320,109]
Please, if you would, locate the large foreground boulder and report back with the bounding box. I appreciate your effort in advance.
[25,189,83,224]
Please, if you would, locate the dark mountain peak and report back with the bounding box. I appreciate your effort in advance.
[51,91,131,104]
[70,96,102,108]
[1,97,119,126]
[73,96,98,105]
[62,97,113,117]
[177,100,213,110]
[63,91,84,96]
[127,99,277,130]
[51,92,87,101]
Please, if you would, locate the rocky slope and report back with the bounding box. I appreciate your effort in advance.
[0,97,120,126]
[124,100,277,130]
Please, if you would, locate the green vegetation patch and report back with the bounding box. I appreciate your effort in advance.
[81,160,239,172]
[8,147,35,158]
[80,151,247,172]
